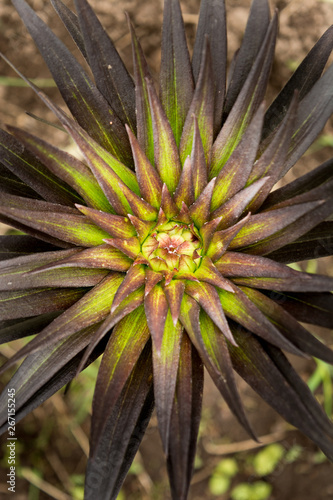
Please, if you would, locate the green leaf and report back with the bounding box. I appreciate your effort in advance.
[0,273,123,372]
[30,244,132,272]
[211,102,265,209]
[111,265,145,313]
[174,157,195,208]
[229,201,323,250]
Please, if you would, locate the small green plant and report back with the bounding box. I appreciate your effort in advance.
[1,0,333,499]
[209,457,239,496]
[231,481,272,500]
[252,444,285,476]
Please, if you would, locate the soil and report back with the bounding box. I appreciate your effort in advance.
[0,0,333,499]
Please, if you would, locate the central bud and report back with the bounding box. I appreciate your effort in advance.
[141,221,202,276]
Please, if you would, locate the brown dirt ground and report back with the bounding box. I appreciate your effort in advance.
[0,0,333,499]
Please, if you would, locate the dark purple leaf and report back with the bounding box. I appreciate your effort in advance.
[265,291,333,329]
[51,0,88,60]
[160,0,194,146]
[224,0,270,117]
[180,38,214,165]
[263,25,333,139]
[12,0,132,165]
[0,128,79,205]
[192,0,226,133]
[86,342,153,500]
[210,14,277,178]
[229,325,333,461]
[167,333,203,500]
[74,0,136,130]
[0,235,58,261]
[241,286,333,363]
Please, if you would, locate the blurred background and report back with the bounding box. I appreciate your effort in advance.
[0,0,333,498]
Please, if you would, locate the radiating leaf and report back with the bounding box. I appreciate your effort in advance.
[86,342,153,500]
[191,116,208,199]
[185,281,236,346]
[146,78,182,193]
[0,235,58,261]
[167,333,203,500]
[210,14,277,178]
[229,325,333,461]
[174,156,195,208]
[192,0,226,133]
[0,273,123,371]
[13,0,132,165]
[144,284,169,352]
[189,177,216,228]
[160,0,194,146]
[0,206,110,247]
[180,39,214,165]
[217,285,303,355]
[153,310,183,452]
[0,312,60,344]
[74,0,136,130]
[90,306,150,453]
[224,0,270,116]
[211,102,265,209]
[0,128,79,205]
[0,248,107,290]
[111,265,145,313]
[263,25,333,138]
[128,16,155,165]
[240,286,333,363]
[51,0,88,60]
[0,322,100,427]
[265,290,333,329]
[76,205,136,238]
[0,287,86,321]
[266,222,333,263]
[30,244,132,272]
[126,125,163,209]
[164,279,185,326]
[229,201,324,250]
[8,126,112,212]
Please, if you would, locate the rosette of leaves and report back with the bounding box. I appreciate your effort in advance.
[0,0,333,498]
